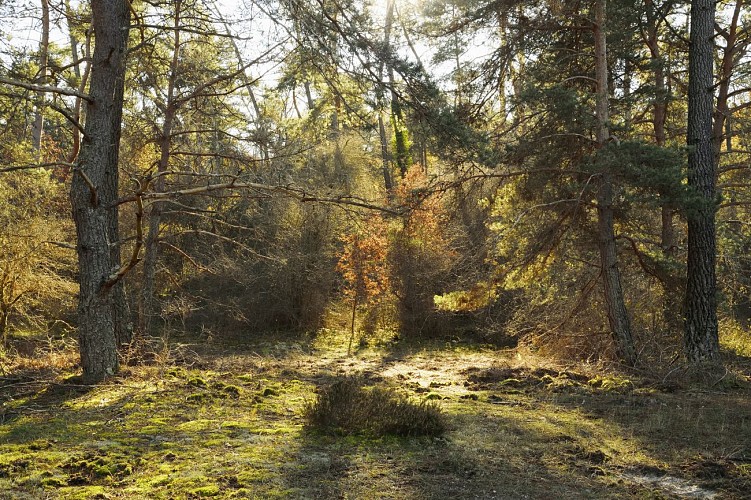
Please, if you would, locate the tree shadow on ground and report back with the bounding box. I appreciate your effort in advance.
[460,360,751,498]
[281,413,648,499]
[3,333,750,498]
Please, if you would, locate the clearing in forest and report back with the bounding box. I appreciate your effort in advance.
[1,330,750,499]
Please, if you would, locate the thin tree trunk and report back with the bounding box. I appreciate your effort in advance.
[0,306,9,347]
[65,0,90,165]
[378,114,393,191]
[389,73,408,176]
[594,0,636,366]
[645,0,681,333]
[684,0,720,363]
[386,1,409,177]
[213,8,270,165]
[377,0,395,192]
[711,1,742,164]
[65,0,81,80]
[496,7,508,118]
[140,0,182,336]
[304,82,314,110]
[70,0,130,383]
[31,0,49,156]
[112,224,132,348]
[347,290,358,356]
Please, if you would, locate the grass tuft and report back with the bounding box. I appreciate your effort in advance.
[304,374,446,437]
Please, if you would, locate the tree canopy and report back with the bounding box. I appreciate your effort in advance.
[1,0,750,379]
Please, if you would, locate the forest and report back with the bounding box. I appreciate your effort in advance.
[0,0,750,498]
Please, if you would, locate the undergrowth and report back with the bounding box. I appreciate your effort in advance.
[304,375,446,437]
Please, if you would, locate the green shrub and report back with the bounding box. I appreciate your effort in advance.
[304,375,446,437]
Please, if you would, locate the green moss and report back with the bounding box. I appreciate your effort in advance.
[176,419,217,432]
[186,393,210,403]
[165,367,186,378]
[41,476,67,487]
[255,425,301,435]
[222,385,242,398]
[237,469,272,483]
[587,376,633,392]
[189,484,220,497]
[187,376,208,387]
[58,485,108,499]
[147,474,172,487]
[27,439,54,451]
[221,421,255,431]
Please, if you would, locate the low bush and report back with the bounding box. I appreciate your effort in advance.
[304,375,446,437]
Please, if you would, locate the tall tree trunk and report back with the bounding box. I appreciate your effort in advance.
[65,0,90,165]
[594,0,637,366]
[70,0,130,383]
[386,2,409,177]
[711,1,743,163]
[684,0,720,362]
[64,0,81,80]
[140,0,182,336]
[645,0,681,333]
[378,114,394,191]
[377,0,395,192]
[31,0,49,156]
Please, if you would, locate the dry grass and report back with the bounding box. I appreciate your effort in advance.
[303,374,446,437]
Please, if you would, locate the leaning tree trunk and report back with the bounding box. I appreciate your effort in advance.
[684,0,720,363]
[593,0,637,366]
[70,0,130,383]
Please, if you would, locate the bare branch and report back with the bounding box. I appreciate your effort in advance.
[0,161,76,174]
[48,102,88,139]
[0,75,92,102]
[103,182,145,290]
[74,168,99,207]
[118,177,400,215]
[159,241,214,273]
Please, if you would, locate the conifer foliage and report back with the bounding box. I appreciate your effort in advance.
[0,0,750,377]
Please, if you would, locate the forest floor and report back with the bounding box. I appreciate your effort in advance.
[1,328,750,499]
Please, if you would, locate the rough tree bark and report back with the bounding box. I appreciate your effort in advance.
[684,0,720,362]
[593,0,637,366]
[70,0,130,383]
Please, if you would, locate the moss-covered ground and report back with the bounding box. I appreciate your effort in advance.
[1,329,750,499]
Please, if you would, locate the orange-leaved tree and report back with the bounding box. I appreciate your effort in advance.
[391,165,455,336]
[337,215,390,353]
